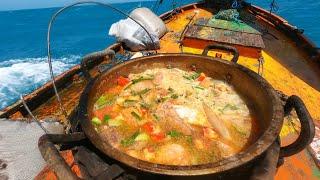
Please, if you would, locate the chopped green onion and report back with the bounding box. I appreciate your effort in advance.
[91,117,101,126]
[140,102,151,109]
[186,135,193,143]
[183,75,192,80]
[153,114,160,121]
[121,131,140,146]
[131,111,142,121]
[167,130,182,138]
[190,72,200,80]
[95,94,115,109]
[123,99,137,107]
[103,115,111,123]
[194,86,204,90]
[171,94,179,99]
[168,87,174,93]
[133,88,150,96]
[131,76,154,84]
[183,72,200,81]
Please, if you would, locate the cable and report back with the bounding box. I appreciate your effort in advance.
[20,95,49,134]
[47,1,157,121]
[269,0,279,14]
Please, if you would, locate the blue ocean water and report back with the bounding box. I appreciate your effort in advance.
[0,0,319,109]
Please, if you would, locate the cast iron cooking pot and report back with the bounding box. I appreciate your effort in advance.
[78,44,315,177]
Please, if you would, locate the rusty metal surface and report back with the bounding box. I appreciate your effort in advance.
[184,24,265,48]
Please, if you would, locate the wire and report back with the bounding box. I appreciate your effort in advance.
[20,95,49,134]
[47,1,157,121]
[269,0,279,14]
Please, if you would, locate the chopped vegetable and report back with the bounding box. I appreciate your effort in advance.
[183,72,200,81]
[197,73,206,81]
[95,94,115,109]
[132,88,150,96]
[108,115,123,127]
[167,130,182,138]
[194,85,204,90]
[171,94,179,99]
[190,72,200,80]
[143,122,155,134]
[117,76,130,86]
[168,87,174,93]
[135,133,150,141]
[94,105,113,120]
[140,102,151,109]
[131,111,142,121]
[91,117,102,126]
[219,104,239,112]
[232,124,247,136]
[151,132,165,141]
[132,76,154,84]
[183,75,192,80]
[121,131,140,146]
[103,114,111,123]
[153,114,160,121]
[123,99,137,107]
[186,135,193,143]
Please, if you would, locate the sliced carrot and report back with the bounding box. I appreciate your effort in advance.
[117,76,130,86]
[197,72,206,81]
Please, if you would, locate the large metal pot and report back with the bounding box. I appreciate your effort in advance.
[77,45,315,177]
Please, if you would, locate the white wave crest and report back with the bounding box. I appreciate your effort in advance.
[0,55,81,109]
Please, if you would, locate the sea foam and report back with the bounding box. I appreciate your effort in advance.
[0,55,80,109]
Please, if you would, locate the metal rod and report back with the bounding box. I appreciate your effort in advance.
[47,1,157,121]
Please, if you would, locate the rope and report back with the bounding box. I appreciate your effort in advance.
[47,1,157,122]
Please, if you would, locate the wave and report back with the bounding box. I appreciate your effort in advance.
[0,55,81,110]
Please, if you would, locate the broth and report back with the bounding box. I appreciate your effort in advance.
[91,68,258,165]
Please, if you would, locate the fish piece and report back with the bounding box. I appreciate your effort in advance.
[202,103,232,141]
[156,102,193,135]
[99,126,122,148]
[155,143,190,165]
[216,141,236,158]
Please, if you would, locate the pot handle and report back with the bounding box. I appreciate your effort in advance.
[80,49,115,80]
[201,44,239,63]
[279,95,315,158]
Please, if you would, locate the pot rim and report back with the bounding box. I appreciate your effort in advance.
[78,53,284,176]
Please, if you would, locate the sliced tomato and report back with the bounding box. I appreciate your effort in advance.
[142,122,155,134]
[151,132,165,141]
[117,76,130,86]
[94,105,113,120]
[140,108,148,115]
[197,72,206,81]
